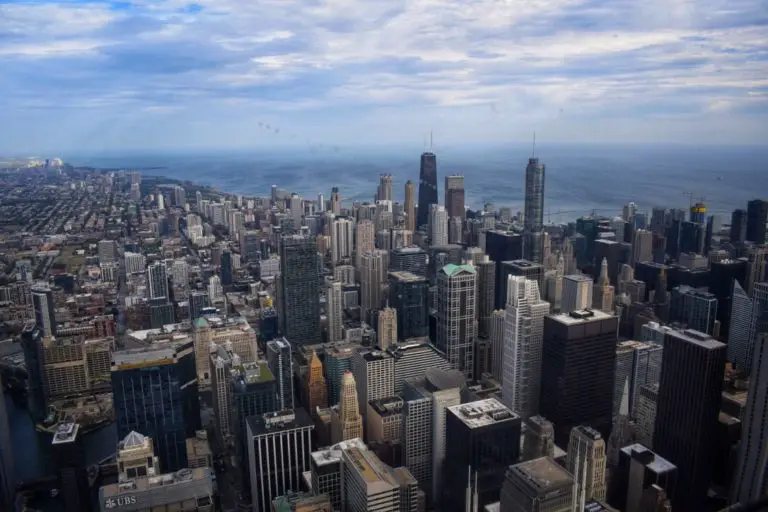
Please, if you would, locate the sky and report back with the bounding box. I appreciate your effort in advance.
[0,0,766,153]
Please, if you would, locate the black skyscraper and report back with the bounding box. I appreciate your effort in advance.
[709,258,747,335]
[486,231,524,308]
[52,423,90,512]
[653,329,726,512]
[278,234,321,345]
[389,271,429,340]
[498,259,544,307]
[540,310,618,447]
[731,209,747,245]
[221,250,233,286]
[417,151,438,229]
[21,322,46,420]
[746,199,768,245]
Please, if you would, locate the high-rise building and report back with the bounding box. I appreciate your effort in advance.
[669,285,718,335]
[401,380,436,498]
[377,306,398,350]
[209,343,237,445]
[21,322,46,419]
[266,338,294,411]
[606,444,677,512]
[436,263,477,379]
[632,229,653,265]
[746,199,768,244]
[247,409,314,512]
[732,332,768,504]
[490,310,505,382]
[389,271,428,341]
[561,274,593,314]
[653,329,726,511]
[351,349,394,420]
[502,276,550,419]
[405,180,416,232]
[306,351,328,414]
[220,249,233,286]
[341,445,421,512]
[98,239,118,264]
[476,256,497,339]
[31,284,56,337]
[500,456,574,512]
[240,229,261,262]
[731,209,748,245]
[745,245,768,295]
[417,150,438,229]
[566,426,607,507]
[377,173,393,201]
[442,399,522,512]
[0,375,14,512]
[147,261,169,301]
[325,345,358,405]
[612,341,663,420]
[592,258,615,313]
[390,246,428,277]
[486,231,525,307]
[635,383,659,448]
[499,259,544,306]
[360,250,387,322]
[331,216,354,264]
[522,415,555,461]
[330,372,363,443]
[52,423,90,512]
[325,278,344,343]
[523,157,545,263]
[445,175,465,219]
[279,234,321,345]
[387,341,452,393]
[112,340,201,472]
[429,204,448,246]
[729,281,768,376]
[540,310,618,447]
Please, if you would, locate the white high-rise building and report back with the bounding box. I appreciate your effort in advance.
[562,274,593,313]
[170,258,188,286]
[502,276,550,419]
[490,309,505,382]
[567,425,607,509]
[289,193,303,227]
[360,250,387,322]
[331,217,354,264]
[355,220,375,268]
[351,349,394,421]
[207,275,223,302]
[124,252,146,275]
[429,205,448,246]
[326,278,344,343]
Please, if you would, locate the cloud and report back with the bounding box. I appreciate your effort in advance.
[0,0,766,151]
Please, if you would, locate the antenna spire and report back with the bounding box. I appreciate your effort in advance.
[532,132,536,158]
[430,130,433,151]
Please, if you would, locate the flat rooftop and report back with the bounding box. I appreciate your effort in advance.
[248,407,313,436]
[549,308,615,325]
[448,398,518,429]
[388,271,426,282]
[360,349,391,363]
[667,328,726,350]
[509,456,573,491]
[310,438,367,467]
[564,274,593,282]
[100,467,213,499]
[621,444,677,473]
[112,345,182,368]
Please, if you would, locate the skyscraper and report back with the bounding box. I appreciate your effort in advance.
[444,175,465,219]
[331,216,354,264]
[612,340,663,420]
[436,263,477,379]
[325,278,344,343]
[429,204,448,246]
[502,276,550,419]
[405,180,416,232]
[0,375,14,512]
[21,322,46,420]
[499,259,544,309]
[247,409,314,512]
[389,271,428,340]
[669,285,719,335]
[306,351,328,413]
[729,281,768,376]
[500,457,575,511]
[31,283,56,337]
[607,444,678,512]
[377,306,398,350]
[331,372,363,443]
[566,426,607,507]
[377,173,393,201]
[592,258,615,313]
[442,399,521,511]
[390,246,428,277]
[653,329,726,511]
[417,150,438,229]
[561,274,594,313]
[523,157,545,263]
[730,208,747,245]
[360,250,387,322]
[111,340,201,472]
[266,338,294,411]
[476,256,497,339]
[147,261,169,301]
[351,349,394,420]
[540,310,618,447]
[279,234,321,345]
[731,332,768,504]
[746,199,768,244]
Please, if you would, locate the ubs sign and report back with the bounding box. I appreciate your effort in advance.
[104,496,137,509]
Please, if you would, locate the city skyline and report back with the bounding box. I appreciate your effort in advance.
[1,0,767,153]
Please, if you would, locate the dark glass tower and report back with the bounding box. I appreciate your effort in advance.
[21,321,46,420]
[746,199,768,245]
[653,329,726,512]
[485,231,524,308]
[266,338,294,411]
[731,209,747,245]
[278,234,321,345]
[389,271,429,340]
[221,250,233,286]
[111,340,201,472]
[417,151,438,229]
[442,398,521,512]
[540,310,618,447]
[31,284,56,337]
[523,157,545,262]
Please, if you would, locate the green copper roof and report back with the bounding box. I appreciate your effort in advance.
[442,263,475,276]
[194,317,209,328]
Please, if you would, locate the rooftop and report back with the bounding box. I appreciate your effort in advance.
[360,349,391,363]
[509,456,573,491]
[667,328,726,350]
[504,259,541,268]
[248,407,314,436]
[448,398,518,429]
[112,344,183,369]
[621,444,677,473]
[100,467,213,500]
[310,438,367,467]
[550,308,615,325]
[388,271,426,282]
[51,422,79,445]
[441,263,475,276]
[564,274,593,282]
[231,360,274,385]
[369,396,404,416]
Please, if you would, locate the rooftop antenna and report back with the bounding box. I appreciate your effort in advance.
[532,132,537,158]
[430,129,433,152]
